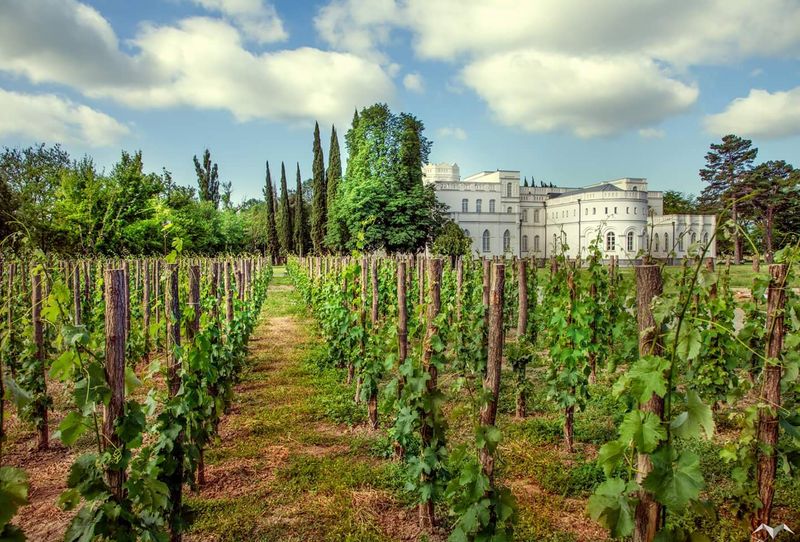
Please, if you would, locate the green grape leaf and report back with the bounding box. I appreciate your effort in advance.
[587,478,637,539]
[671,391,715,440]
[643,446,703,511]
[0,466,29,527]
[619,410,667,453]
[597,440,626,478]
[55,411,89,446]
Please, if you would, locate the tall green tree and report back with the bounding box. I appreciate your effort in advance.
[698,135,758,263]
[311,122,327,253]
[333,103,443,252]
[663,190,698,214]
[278,162,293,255]
[747,160,799,262]
[324,125,343,252]
[193,149,220,208]
[293,163,308,256]
[263,161,279,261]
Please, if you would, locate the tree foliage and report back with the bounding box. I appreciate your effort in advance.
[311,121,327,254]
[193,149,220,209]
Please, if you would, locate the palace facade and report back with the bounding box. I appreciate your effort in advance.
[424,163,716,262]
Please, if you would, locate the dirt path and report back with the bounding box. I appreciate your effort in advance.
[186,267,417,542]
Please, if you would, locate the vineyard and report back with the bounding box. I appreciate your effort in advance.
[1,241,799,542]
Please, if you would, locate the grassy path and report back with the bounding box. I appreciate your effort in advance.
[186,267,416,542]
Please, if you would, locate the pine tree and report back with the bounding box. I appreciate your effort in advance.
[264,161,279,262]
[699,134,758,263]
[293,163,307,256]
[523,176,529,187]
[278,161,293,254]
[193,149,220,208]
[747,160,799,262]
[311,122,327,254]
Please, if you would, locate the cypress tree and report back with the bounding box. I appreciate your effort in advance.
[293,163,307,256]
[325,125,343,252]
[278,161,293,254]
[311,121,327,254]
[263,161,279,262]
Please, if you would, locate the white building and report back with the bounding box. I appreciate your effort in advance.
[424,163,716,262]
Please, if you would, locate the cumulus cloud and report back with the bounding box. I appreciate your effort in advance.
[0,88,129,146]
[437,126,467,140]
[314,0,800,136]
[403,72,424,93]
[705,87,800,139]
[191,0,287,43]
[639,128,666,139]
[0,0,394,126]
[462,51,698,137]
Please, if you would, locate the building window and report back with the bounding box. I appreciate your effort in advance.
[665,233,669,251]
[482,230,490,252]
[476,199,482,213]
[678,235,684,251]
[534,235,540,252]
[626,207,629,214]
[507,183,512,197]
[627,231,634,251]
[464,229,470,238]
[614,207,617,214]
[605,207,608,215]
[553,233,558,251]
[606,231,616,251]
[461,198,468,213]
[522,235,528,252]
[534,210,540,223]
[489,199,495,213]
[703,232,709,245]
[507,207,513,214]
[503,230,511,251]
[593,207,596,215]
[691,232,697,245]
[585,208,588,216]
[521,210,528,222]
[634,207,638,215]
[655,234,660,252]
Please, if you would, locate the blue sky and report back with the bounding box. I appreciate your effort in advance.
[1,0,799,202]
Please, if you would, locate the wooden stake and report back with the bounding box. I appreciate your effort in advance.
[32,272,48,450]
[103,269,127,499]
[480,263,504,483]
[633,264,664,542]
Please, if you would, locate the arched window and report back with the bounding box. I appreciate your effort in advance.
[476,199,482,213]
[634,207,638,215]
[507,207,513,214]
[678,235,684,251]
[506,182,512,197]
[655,234,660,252]
[464,229,470,238]
[664,233,669,251]
[482,230,490,252]
[534,235,540,252]
[691,232,697,245]
[522,210,528,222]
[522,235,528,251]
[461,199,468,213]
[627,231,634,251]
[534,210,540,223]
[703,232,709,245]
[553,233,558,250]
[489,199,496,213]
[585,208,589,216]
[593,207,597,215]
[626,207,629,214]
[503,230,511,251]
[606,231,616,251]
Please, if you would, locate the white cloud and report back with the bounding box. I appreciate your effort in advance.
[462,51,698,137]
[437,126,467,140]
[191,0,287,43]
[0,1,394,125]
[705,87,800,139]
[403,72,424,93]
[314,0,800,136]
[0,88,129,146]
[639,128,666,139]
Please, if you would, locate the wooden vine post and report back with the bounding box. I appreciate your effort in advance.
[480,262,505,483]
[166,263,183,542]
[455,257,463,321]
[104,269,127,498]
[368,257,379,430]
[143,260,151,355]
[419,258,443,530]
[0,262,4,462]
[751,263,788,541]
[225,261,234,327]
[355,257,368,404]
[633,264,664,542]
[187,265,201,342]
[517,258,527,338]
[32,271,48,450]
[564,270,577,453]
[73,262,82,325]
